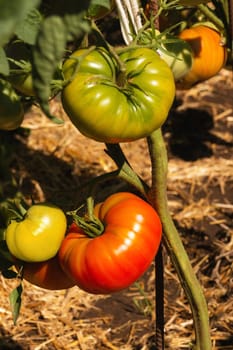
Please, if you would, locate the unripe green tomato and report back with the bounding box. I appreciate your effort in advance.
[157,35,193,81]
[62,46,175,143]
[5,41,36,96]
[138,29,193,81]
[9,72,35,97]
[5,204,67,262]
[0,81,24,130]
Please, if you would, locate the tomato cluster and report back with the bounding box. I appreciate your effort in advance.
[3,193,162,293]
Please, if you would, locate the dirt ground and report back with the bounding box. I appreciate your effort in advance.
[0,67,233,350]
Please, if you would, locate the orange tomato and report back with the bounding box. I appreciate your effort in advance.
[179,25,227,86]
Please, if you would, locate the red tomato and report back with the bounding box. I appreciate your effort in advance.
[18,255,75,290]
[59,192,162,294]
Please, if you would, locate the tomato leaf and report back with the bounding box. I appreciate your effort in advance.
[89,0,111,9]
[14,8,42,45]
[32,15,67,123]
[0,48,9,75]
[0,0,41,47]
[64,13,91,42]
[32,4,91,122]
[9,283,23,325]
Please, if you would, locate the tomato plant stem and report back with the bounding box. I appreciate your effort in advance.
[68,200,104,238]
[198,3,225,31]
[105,143,149,195]
[147,128,212,350]
[91,21,128,85]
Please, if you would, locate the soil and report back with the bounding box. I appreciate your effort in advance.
[0,67,233,350]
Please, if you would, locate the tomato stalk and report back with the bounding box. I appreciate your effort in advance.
[91,21,131,87]
[67,198,104,238]
[105,143,149,195]
[4,200,28,225]
[197,3,226,31]
[147,128,212,350]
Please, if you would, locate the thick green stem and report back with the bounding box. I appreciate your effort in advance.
[147,129,212,350]
[105,143,149,195]
[198,3,225,31]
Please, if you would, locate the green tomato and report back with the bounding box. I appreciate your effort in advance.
[9,72,35,97]
[61,47,175,143]
[0,81,24,130]
[5,204,67,262]
[5,40,35,97]
[137,29,193,81]
[157,35,193,81]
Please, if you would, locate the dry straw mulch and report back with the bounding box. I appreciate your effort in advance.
[0,68,233,349]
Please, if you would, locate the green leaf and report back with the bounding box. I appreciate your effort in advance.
[0,48,9,75]
[14,8,42,45]
[90,0,111,8]
[32,7,91,121]
[0,0,41,46]
[9,283,23,325]
[64,13,91,42]
[32,15,67,121]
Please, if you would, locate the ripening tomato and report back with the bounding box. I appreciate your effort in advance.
[179,25,227,86]
[5,203,67,262]
[18,255,75,290]
[59,192,162,294]
[0,80,24,130]
[61,46,175,143]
